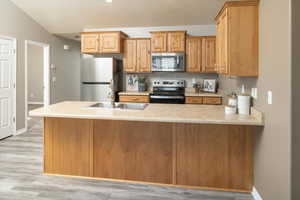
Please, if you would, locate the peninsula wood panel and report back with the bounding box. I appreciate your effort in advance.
[93,120,173,184]
[44,118,93,177]
[175,124,253,191]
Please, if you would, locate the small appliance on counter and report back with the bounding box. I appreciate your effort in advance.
[225,93,238,115]
[150,80,185,104]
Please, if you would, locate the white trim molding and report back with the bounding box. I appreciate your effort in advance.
[15,128,27,136]
[28,101,44,105]
[252,187,263,200]
[25,40,50,132]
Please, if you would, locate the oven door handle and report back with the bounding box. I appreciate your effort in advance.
[150,95,185,99]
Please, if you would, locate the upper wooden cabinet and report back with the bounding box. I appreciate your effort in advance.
[186,36,216,73]
[123,39,151,73]
[81,34,99,53]
[186,37,202,72]
[81,31,127,54]
[151,32,167,52]
[151,31,186,53]
[215,1,258,76]
[202,37,217,73]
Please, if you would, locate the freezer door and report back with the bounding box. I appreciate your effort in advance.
[81,84,111,102]
[82,57,114,83]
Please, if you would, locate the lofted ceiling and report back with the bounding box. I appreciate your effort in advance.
[10,0,226,35]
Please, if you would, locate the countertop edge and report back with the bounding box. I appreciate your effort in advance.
[29,112,264,127]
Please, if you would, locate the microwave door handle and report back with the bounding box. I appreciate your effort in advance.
[177,56,180,66]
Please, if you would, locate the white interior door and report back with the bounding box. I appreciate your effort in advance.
[0,37,15,139]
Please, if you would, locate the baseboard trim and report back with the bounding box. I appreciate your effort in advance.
[252,187,263,200]
[28,101,43,105]
[15,128,27,136]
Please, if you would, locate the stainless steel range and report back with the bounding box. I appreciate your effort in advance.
[150,80,185,104]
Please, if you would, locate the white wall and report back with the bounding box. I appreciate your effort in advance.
[27,44,43,103]
[0,0,81,130]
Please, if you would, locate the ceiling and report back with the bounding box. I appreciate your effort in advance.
[11,0,226,36]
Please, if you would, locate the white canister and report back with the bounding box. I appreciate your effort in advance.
[237,94,251,115]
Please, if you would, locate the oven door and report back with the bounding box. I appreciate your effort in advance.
[150,95,185,104]
[151,53,185,72]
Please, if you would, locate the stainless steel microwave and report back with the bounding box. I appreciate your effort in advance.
[151,53,185,72]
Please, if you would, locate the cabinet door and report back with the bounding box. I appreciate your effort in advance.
[137,39,151,73]
[202,37,216,73]
[81,34,99,53]
[167,32,185,52]
[123,40,137,73]
[99,32,121,53]
[151,32,167,52]
[218,10,228,74]
[186,38,202,72]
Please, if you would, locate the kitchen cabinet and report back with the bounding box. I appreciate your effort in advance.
[123,39,151,73]
[119,95,150,103]
[186,37,202,72]
[185,96,222,105]
[81,33,99,53]
[186,36,216,73]
[215,1,258,76]
[150,31,186,53]
[202,37,217,73]
[81,31,127,54]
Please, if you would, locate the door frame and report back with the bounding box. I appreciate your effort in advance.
[25,40,50,130]
[0,35,17,135]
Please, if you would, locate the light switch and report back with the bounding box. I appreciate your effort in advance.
[268,91,272,105]
[251,88,258,99]
[52,77,56,82]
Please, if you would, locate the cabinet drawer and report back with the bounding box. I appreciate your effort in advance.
[203,97,222,105]
[185,97,203,104]
[119,95,149,103]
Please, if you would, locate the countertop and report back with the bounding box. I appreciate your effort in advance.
[29,101,264,126]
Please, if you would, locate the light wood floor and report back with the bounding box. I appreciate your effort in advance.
[0,120,253,200]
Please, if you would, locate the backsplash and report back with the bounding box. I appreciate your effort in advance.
[123,72,218,91]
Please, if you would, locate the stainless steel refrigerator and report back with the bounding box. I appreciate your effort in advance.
[81,56,120,102]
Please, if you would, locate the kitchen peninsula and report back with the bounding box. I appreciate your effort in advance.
[30,101,263,193]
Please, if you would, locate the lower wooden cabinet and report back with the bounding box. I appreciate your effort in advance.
[119,95,149,103]
[186,96,222,105]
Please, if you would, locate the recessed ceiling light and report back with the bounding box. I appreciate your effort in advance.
[105,0,112,3]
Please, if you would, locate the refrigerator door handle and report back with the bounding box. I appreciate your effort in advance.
[82,82,110,85]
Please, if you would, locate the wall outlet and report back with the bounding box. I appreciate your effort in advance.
[268,91,272,105]
[52,77,56,82]
[251,88,258,99]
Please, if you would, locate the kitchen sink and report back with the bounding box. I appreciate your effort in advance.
[88,102,148,110]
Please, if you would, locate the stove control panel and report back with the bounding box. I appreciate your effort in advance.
[152,80,185,88]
